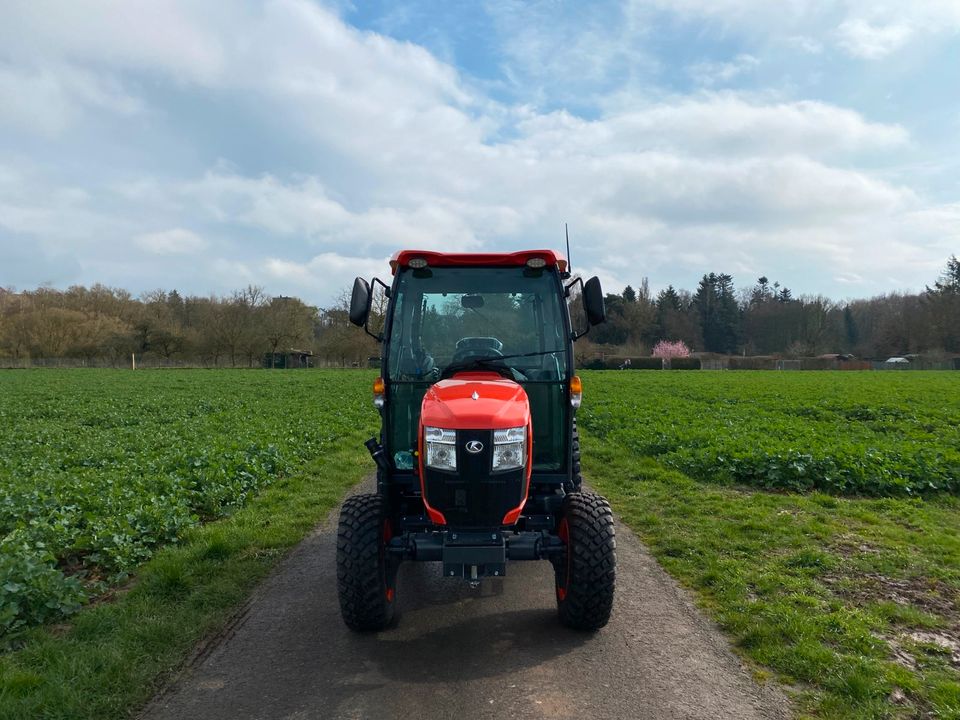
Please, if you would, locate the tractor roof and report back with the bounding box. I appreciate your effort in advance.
[389,249,567,275]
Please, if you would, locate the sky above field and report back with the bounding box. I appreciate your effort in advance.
[1,0,958,305]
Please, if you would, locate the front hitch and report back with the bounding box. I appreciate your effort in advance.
[385,529,566,580]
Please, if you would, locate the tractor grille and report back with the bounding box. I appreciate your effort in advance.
[423,429,526,529]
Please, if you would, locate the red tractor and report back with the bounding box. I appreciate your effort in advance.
[338,250,615,631]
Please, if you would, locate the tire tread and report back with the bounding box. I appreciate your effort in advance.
[336,493,395,632]
[555,491,616,631]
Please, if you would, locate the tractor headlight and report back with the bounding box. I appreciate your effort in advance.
[492,426,526,472]
[424,426,457,471]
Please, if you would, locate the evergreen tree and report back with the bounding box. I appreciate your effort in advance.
[655,285,686,344]
[750,276,771,306]
[694,273,740,353]
[716,273,741,353]
[694,274,723,352]
[924,255,960,352]
[843,306,858,349]
[927,255,960,296]
[656,285,681,311]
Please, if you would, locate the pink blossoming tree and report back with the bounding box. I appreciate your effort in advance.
[652,340,691,358]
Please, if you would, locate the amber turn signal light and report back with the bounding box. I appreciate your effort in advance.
[570,375,582,408]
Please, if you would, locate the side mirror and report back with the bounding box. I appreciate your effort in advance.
[349,277,371,327]
[583,276,606,326]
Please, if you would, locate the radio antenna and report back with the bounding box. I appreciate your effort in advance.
[565,223,572,275]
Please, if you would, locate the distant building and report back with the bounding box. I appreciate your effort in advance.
[263,350,313,369]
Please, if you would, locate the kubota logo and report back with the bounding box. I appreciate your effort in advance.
[465,441,483,454]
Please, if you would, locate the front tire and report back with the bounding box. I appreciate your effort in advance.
[336,493,397,632]
[554,492,616,631]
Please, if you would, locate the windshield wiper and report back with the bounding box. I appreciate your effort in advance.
[440,349,563,380]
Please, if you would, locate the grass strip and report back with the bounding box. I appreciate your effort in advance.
[582,431,960,720]
[0,438,369,720]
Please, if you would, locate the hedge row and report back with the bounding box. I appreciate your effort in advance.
[579,357,703,370]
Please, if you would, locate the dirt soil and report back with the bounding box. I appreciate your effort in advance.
[140,482,790,720]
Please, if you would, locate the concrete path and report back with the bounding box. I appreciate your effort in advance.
[142,483,790,720]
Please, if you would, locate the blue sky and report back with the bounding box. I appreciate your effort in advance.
[1,0,958,305]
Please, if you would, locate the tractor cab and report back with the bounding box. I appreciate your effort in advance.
[338,250,615,632]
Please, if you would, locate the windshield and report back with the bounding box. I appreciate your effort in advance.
[384,265,571,473]
[387,266,569,382]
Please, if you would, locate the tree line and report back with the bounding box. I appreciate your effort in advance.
[0,285,378,367]
[587,256,959,359]
[0,256,956,366]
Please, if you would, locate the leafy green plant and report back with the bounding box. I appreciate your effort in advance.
[578,371,960,496]
[0,370,376,638]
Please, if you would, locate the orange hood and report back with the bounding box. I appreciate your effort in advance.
[420,372,530,430]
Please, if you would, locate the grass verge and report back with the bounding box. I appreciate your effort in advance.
[583,432,960,720]
[0,438,369,720]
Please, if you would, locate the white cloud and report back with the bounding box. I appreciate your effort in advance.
[0,64,143,136]
[0,1,227,83]
[211,259,256,288]
[134,228,207,255]
[264,253,389,297]
[0,167,123,242]
[184,173,350,235]
[0,0,481,154]
[514,97,908,158]
[595,153,910,226]
[786,36,824,54]
[181,172,485,253]
[0,0,955,304]
[628,0,960,59]
[483,0,658,105]
[836,19,914,59]
[260,253,391,307]
[689,54,759,86]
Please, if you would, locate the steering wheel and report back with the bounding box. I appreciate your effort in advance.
[441,348,506,380]
[449,347,504,366]
[441,347,532,382]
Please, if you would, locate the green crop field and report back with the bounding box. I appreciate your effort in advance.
[579,370,960,496]
[0,370,376,639]
[0,369,379,719]
[0,369,958,719]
